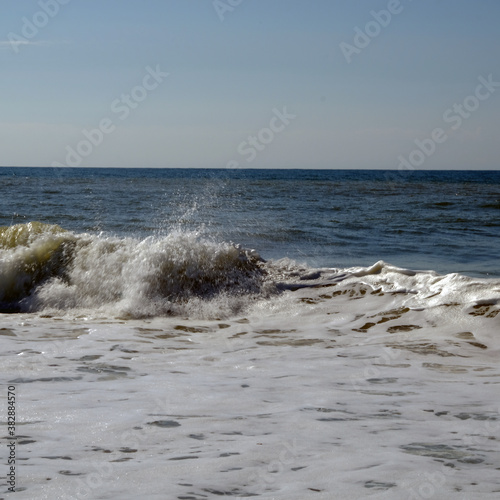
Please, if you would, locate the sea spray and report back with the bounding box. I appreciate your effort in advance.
[1,222,273,317]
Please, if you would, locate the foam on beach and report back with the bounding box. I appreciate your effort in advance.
[1,222,500,498]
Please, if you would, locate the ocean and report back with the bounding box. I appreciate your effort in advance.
[1,167,499,499]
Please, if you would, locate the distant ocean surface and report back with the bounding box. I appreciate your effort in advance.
[1,167,499,277]
[1,167,500,499]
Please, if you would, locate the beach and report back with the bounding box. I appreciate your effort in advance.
[1,168,500,499]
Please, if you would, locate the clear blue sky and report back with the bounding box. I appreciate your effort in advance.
[1,0,499,169]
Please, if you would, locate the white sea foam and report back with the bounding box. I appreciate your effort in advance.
[1,223,271,318]
[2,224,499,336]
[2,223,500,498]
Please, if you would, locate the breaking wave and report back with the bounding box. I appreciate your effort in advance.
[1,223,500,330]
[0,222,272,317]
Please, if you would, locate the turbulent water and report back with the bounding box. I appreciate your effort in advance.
[0,222,270,317]
[1,168,500,499]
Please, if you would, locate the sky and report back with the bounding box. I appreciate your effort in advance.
[1,0,500,169]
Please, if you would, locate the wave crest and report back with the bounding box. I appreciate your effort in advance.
[0,223,271,317]
[0,223,75,309]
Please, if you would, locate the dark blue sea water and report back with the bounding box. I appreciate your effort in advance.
[1,167,499,277]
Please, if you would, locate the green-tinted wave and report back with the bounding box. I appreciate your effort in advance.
[0,221,67,249]
[0,222,76,310]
